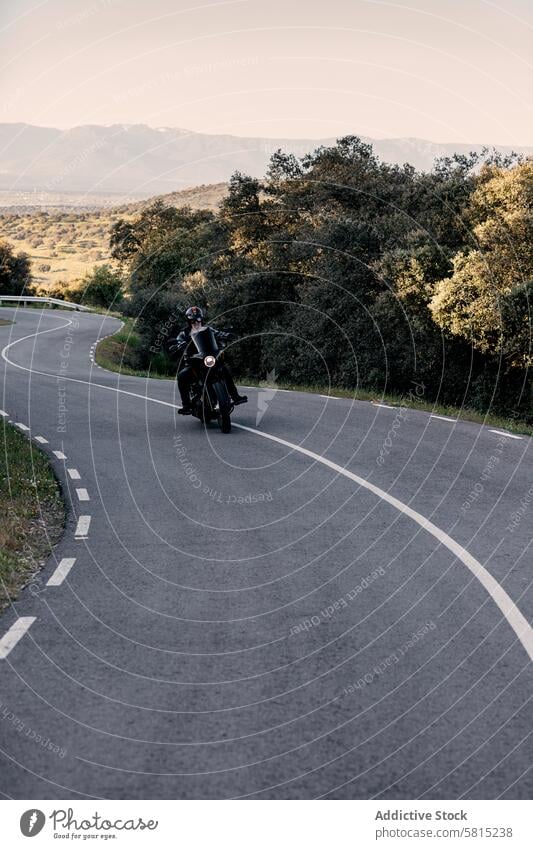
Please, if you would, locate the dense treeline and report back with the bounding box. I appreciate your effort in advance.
[110,137,532,421]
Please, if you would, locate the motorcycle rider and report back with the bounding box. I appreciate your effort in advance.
[175,306,247,415]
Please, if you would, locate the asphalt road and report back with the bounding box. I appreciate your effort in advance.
[0,307,531,800]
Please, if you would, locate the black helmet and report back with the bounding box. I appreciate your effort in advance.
[185,306,204,323]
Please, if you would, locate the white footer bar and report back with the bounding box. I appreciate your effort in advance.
[1,800,531,847]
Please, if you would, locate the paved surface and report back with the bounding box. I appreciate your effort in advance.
[0,307,531,799]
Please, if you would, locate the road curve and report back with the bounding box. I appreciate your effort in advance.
[0,307,531,800]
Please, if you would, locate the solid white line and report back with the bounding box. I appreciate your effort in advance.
[67,468,81,480]
[372,402,394,409]
[53,450,67,460]
[74,515,91,538]
[0,617,36,659]
[76,488,90,501]
[319,394,342,400]
[14,422,29,430]
[489,429,523,441]
[3,321,532,660]
[233,422,533,662]
[46,557,76,587]
[430,414,456,423]
[34,435,48,443]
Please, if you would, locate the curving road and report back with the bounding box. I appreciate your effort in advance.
[0,307,531,800]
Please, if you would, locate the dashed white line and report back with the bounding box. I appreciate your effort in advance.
[430,414,457,423]
[489,429,523,441]
[74,515,91,538]
[14,422,29,431]
[0,409,7,417]
[76,488,90,502]
[46,558,76,587]
[319,394,343,400]
[0,617,36,659]
[67,468,81,480]
[53,450,67,460]
[372,403,394,409]
[34,435,49,444]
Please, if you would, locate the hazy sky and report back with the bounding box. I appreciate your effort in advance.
[1,0,531,143]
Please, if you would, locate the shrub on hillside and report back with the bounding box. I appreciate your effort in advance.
[0,240,32,295]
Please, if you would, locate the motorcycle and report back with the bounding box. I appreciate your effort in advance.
[178,326,234,433]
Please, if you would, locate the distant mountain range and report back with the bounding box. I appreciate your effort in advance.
[0,123,531,196]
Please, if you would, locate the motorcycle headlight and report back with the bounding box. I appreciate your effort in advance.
[204,355,216,367]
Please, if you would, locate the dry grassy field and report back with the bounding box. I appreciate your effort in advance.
[0,183,227,289]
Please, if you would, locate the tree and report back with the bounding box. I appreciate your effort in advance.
[80,265,124,308]
[430,161,533,366]
[0,240,32,295]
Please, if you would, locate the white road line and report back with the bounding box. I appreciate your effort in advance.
[74,515,91,538]
[372,403,394,409]
[489,429,523,441]
[0,409,7,416]
[76,488,90,501]
[3,321,532,660]
[430,414,457,423]
[319,394,342,400]
[14,422,29,430]
[34,435,49,443]
[67,468,81,480]
[46,557,76,586]
[0,617,36,659]
[233,422,533,662]
[53,450,67,460]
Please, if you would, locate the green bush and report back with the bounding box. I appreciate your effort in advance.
[79,264,124,308]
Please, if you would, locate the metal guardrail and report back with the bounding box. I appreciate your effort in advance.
[0,295,93,312]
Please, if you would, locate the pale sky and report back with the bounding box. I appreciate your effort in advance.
[1,0,532,143]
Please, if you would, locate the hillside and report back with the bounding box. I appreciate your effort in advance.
[0,183,227,288]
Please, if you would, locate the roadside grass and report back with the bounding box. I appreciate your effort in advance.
[0,423,65,610]
[95,317,178,379]
[94,317,140,373]
[95,322,533,437]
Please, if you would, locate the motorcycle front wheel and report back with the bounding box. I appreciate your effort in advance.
[212,380,232,433]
